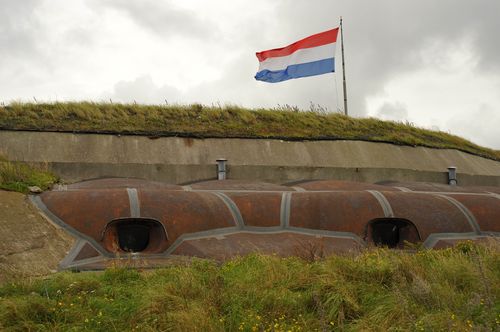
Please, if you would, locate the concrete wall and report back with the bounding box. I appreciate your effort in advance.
[1,130,499,185]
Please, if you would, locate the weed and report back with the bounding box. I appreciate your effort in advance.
[0,243,498,331]
[0,154,57,193]
[0,102,498,161]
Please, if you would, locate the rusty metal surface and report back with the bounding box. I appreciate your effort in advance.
[289,192,385,235]
[137,190,237,243]
[41,189,131,241]
[447,194,500,232]
[33,177,500,270]
[383,192,474,239]
[172,232,362,260]
[225,192,282,227]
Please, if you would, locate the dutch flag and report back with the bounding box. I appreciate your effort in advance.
[255,27,339,83]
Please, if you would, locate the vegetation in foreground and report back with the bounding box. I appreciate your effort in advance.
[1,102,498,161]
[0,241,498,331]
[0,154,57,193]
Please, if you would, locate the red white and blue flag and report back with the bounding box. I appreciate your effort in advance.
[255,27,339,83]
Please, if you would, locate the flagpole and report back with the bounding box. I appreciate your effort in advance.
[340,17,348,116]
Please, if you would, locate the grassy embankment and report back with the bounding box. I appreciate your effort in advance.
[1,102,499,161]
[0,154,57,193]
[0,241,498,331]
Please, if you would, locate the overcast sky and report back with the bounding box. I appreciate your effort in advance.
[1,0,499,149]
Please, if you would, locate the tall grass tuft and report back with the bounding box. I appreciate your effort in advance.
[0,154,57,193]
[0,240,498,331]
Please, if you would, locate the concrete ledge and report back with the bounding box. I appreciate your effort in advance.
[1,130,499,185]
[16,162,500,186]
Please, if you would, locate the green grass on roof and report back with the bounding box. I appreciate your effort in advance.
[0,102,498,161]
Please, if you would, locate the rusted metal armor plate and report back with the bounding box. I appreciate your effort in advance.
[34,177,499,270]
[447,194,500,232]
[225,192,282,227]
[172,232,362,260]
[289,192,385,235]
[137,190,237,243]
[383,192,473,238]
[41,190,131,241]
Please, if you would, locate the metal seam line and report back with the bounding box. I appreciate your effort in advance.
[367,190,394,217]
[436,194,481,234]
[486,192,500,200]
[59,239,88,269]
[163,226,241,255]
[163,227,364,256]
[126,188,141,218]
[394,186,412,192]
[423,232,482,248]
[280,192,292,228]
[212,192,245,229]
[29,196,112,257]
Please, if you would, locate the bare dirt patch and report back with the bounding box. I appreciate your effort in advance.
[0,190,74,283]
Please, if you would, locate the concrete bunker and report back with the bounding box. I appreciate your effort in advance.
[367,218,420,248]
[29,178,499,270]
[103,218,167,253]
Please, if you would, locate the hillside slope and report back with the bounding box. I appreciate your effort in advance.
[1,102,498,161]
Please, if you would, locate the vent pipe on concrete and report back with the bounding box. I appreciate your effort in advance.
[216,158,227,180]
[447,166,457,186]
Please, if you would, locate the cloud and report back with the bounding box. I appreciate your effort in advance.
[1,0,499,148]
[276,0,500,116]
[446,103,500,149]
[88,0,218,40]
[107,75,182,104]
[375,102,408,122]
[0,0,42,61]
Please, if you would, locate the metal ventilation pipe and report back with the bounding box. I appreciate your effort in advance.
[447,166,457,186]
[216,158,227,180]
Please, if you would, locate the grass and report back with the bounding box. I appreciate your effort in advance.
[0,241,498,331]
[1,102,499,161]
[0,154,58,193]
